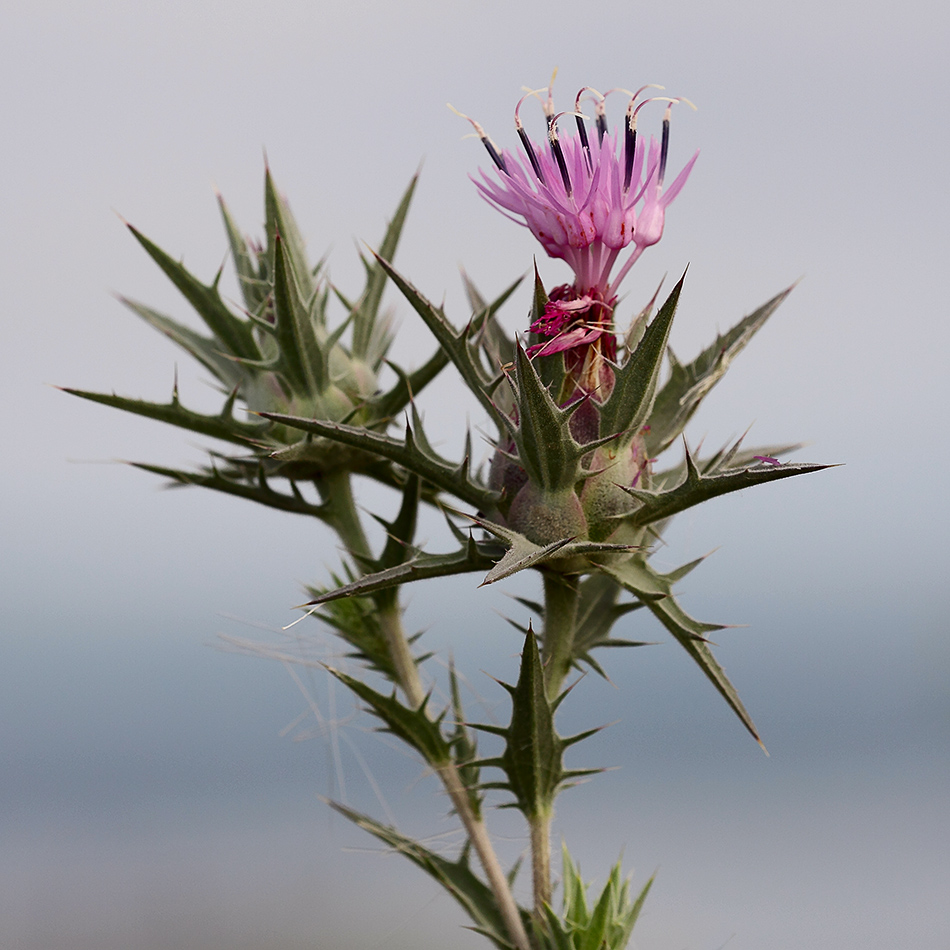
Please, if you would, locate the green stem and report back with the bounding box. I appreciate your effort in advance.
[317,473,420,700]
[317,470,372,561]
[441,764,532,950]
[377,604,425,711]
[541,572,580,698]
[531,571,580,921]
[530,808,552,916]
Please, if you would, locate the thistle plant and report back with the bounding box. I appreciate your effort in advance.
[68,79,830,950]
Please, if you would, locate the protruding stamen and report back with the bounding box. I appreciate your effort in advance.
[592,87,633,144]
[659,104,671,185]
[517,127,545,183]
[623,101,638,192]
[594,98,608,143]
[574,86,604,112]
[630,96,697,186]
[515,90,547,183]
[448,103,507,173]
[631,83,665,100]
[631,95,674,120]
[574,87,603,171]
[547,114,573,197]
[591,87,635,146]
[543,68,558,128]
[620,88,664,192]
[515,87,547,123]
[631,96,674,186]
[574,112,592,169]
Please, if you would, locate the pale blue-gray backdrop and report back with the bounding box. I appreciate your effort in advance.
[3,1,947,948]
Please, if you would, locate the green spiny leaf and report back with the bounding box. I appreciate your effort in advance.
[598,272,684,443]
[61,386,267,446]
[543,847,654,950]
[127,224,261,361]
[217,192,269,314]
[271,230,325,395]
[259,412,499,511]
[377,473,421,572]
[129,461,331,519]
[617,873,654,946]
[509,343,584,492]
[572,573,650,678]
[598,555,763,746]
[372,254,506,430]
[474,630,565,818]
[534,905,574,950]
[470,516,635,586]
[650,433,807,490]
[464,273,523,373]
[307,571,398,680]
[370,351,450,422]
[328,801,519,950]
[324,665,451,764]
[622,446,834,529]
[448,659,483,820]
[646,284,795,456]
[621,280,663,358]
[264,167,316,301]
[461,268,490,314]
[352,174,418,361]
[561,843,590,927]
[119,297,247,390]
[303,536,500,607]
[702,440,807,476]
[526,265,568,399]
[479,533,573,586]
[577,865,613,950]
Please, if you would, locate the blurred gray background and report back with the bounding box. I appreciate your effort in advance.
[2,1,948,948]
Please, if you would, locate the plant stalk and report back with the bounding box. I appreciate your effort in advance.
[317,470,372,561]
[530,808,552,916]
[541,571,580,698]
[384,607,532,950]
[532,571,580,919]
[320,471,531,950]
[441,765,532,950]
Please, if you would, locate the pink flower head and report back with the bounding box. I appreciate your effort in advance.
[462,83,698,300]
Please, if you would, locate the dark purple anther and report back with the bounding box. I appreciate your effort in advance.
[623,111,637,192]
[483,135,507,174]
[595,99,608,144]
[575,114,592,172]
[517,126,546,183]
[548,118,573,197]
[659,110,671,186]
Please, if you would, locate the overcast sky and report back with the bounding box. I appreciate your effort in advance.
[2,2,948,949]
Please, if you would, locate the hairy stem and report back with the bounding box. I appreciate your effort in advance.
[377,605,423,706]
[541,572,580,698]
[317,470,372,560]
[441,765,532,950]
[530,808,553,916]
[531,572,580,918]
